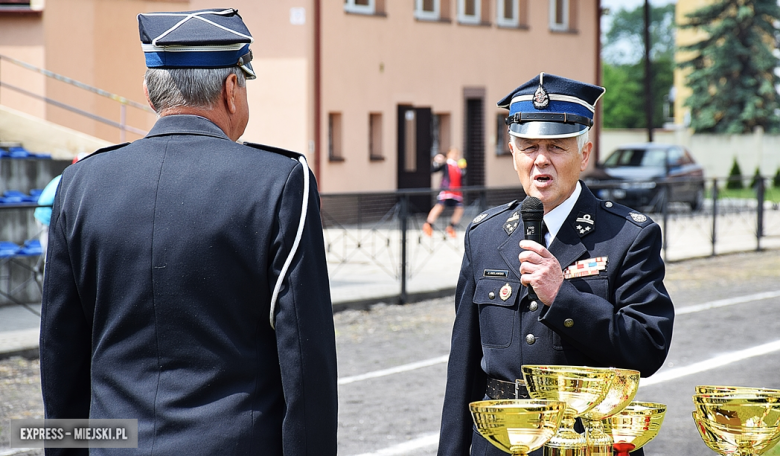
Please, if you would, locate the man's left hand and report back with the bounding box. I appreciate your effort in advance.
[518,240,563,306]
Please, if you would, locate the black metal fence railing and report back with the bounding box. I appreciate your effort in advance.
[2,177,779,307]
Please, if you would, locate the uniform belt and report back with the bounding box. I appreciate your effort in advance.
[486,377,530,400]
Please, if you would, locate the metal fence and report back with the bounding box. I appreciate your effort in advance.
[321,177,780,304]
[3,177,779,307]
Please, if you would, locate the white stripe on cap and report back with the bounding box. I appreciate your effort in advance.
[510,93,597,113]
[141,43,247,53]
[143,9,254,46]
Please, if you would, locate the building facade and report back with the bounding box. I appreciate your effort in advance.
[0,0,601,193]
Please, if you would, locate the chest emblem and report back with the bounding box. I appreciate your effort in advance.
[574,212,595,236]
[564,257,608,279]
[504,211,520,235]
[499,283,513,301]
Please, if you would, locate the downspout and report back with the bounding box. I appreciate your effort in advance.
[313,0,322,183]
[594,0,602,164]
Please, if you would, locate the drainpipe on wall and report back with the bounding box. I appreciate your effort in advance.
[594,0,602,164]
[313,0,322,184]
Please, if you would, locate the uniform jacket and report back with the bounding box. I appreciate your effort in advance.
[40,115,338,455]
[438,184,674,456]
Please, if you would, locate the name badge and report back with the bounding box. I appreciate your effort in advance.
[484,269,509,278]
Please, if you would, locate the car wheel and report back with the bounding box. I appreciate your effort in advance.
[689,186,704,212]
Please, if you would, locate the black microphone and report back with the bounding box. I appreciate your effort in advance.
[520,197,544,302]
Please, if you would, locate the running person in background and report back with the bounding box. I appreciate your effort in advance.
[423,147,467,238]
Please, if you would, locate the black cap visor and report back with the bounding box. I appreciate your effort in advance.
[508,121,588,139]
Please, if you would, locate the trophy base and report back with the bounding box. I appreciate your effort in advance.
[585,428,613,456]
[543,429,587,456]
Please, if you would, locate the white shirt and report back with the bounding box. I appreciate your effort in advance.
[542,181,582,247]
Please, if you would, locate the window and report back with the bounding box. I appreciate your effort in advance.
[328,113,343,161]
[369,113,383,160]
[549,0,569,31]
[431,113,451,157]
[497,0,527,28]
[403,110,416,172]
[458,0,480,24]
[496,113,511,155]
[344,0,374,15]
[415,0,440,20]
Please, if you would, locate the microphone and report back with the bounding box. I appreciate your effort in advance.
[520,197,544,302]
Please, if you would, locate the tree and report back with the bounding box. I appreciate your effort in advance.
[679,0,780,134]
[727,157,744,190]
[601,3,676,129]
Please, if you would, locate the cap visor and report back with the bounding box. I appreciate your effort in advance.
[240,61,256,80]
[508,121,587,139]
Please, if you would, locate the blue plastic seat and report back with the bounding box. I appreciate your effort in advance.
[18,240,43,256]
[0,241,21,258]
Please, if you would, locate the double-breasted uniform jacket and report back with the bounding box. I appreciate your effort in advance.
[40,115,338,455]
[437,184,674,456]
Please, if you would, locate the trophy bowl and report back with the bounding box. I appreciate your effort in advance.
[692,394,780,428]
[582,368,641,456]
[469,399,567,455]
[521,365,616,456]
[695,386,780,396]
[603,401,667,456]
[692,410,780,456]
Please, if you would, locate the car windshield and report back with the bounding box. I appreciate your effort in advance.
[603,148,667,168]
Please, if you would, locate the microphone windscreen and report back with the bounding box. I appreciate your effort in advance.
[520,197,544,221]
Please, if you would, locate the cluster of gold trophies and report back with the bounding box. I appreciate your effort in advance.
[469,365,664,456]
[468,365,780,455]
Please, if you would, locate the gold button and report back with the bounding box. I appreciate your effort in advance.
[488,292,495,300]
[564,318,574,328]
[529,301,538,312]
[526,334,536,345]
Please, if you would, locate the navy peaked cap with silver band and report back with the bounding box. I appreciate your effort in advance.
[138,8,256,80]
[497,73,605,139]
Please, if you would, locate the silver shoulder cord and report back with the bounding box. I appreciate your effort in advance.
[269,155,310,330]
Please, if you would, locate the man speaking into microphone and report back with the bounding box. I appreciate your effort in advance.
[437,73,675,456]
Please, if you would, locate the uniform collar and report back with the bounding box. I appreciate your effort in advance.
[543,181,582,246]
[146,114,233,140]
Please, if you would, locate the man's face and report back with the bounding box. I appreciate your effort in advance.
[509,136,591,213]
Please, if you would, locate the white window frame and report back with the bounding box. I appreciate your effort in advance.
[497,0,519,27]
[415,0,440,21]
[549,0,569,31]
[458,0,481,25]
[344,0,375,15]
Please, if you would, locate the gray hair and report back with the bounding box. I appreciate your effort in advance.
[144,67,246,113]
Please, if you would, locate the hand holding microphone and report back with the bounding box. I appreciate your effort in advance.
[519,197,562,305]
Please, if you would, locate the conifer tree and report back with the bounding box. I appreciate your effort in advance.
[678,0,780,133]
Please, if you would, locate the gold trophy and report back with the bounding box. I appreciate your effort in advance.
[469,399,567,455]
[522,365,616,456]
[692,386,780,455]
[581,368,640,456]
[602,401,667,456]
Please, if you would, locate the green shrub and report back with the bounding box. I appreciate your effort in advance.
[773,168,780,188]
[750,166,763,189]
[726,157,744,190]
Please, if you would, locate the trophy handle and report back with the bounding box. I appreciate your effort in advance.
[612,442,636,456]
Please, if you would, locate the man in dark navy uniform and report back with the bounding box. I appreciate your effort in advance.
[437,73,674,456]
[39,9,337,455]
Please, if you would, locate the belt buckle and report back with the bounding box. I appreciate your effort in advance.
[514,379,527,399]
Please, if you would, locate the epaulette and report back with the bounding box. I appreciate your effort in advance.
[469,200,518,229]
[601,200,651,226]
[75,142,130,163]
[243,142,304,161]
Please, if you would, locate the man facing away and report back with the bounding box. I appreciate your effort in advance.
[39,9,337,455]
[437,73,674,456]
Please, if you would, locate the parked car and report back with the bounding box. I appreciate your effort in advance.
[583,143,705,212]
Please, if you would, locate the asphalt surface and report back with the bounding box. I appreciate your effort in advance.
[3,250,780,455]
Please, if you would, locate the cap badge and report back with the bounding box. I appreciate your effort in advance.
[630,212,647,223]
[533,84,549,109]
[499,283,512,301]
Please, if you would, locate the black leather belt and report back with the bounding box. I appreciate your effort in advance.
[486,377,530,400]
